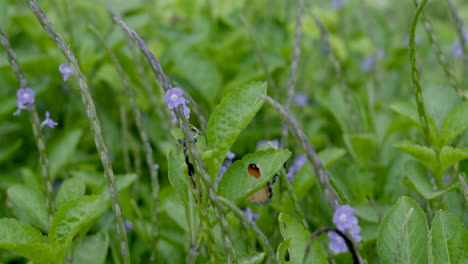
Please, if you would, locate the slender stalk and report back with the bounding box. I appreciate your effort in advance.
[0,29,55,226]
[279,168,309,229]
[310,12,358,132]
[447,0,468,90]
[459,174,468,205]
[114,15,238,263]
[24,1,130,262]
[119,107,132,173]
[412,0,462,98]
[240,15,279,96]
[89,24,160,260]
[124,33,171,133]
[261,95,341,211]
[218,197,277,264]
[409,0,432,148]
[281,0,303,148]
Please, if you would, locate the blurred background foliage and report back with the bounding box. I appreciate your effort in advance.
[1,0,468,263]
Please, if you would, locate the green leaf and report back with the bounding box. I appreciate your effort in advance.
[440,102,468,146]
[404,161,459,200]
[206,81,267,178]
[395,142,437,173]
[431,211,468,263]
[48,129,83,178]
[277,239,292,264]
[377,196,429,264]
[278,213,327,264]
[73,233,109,264]
[0,139,22,163]
[49,196,100,261]
[239,252,266,264]
[7,185,48,232]
[439,146,468,175]
[0,219,54,264]
[55,177,86,210]
[218,149,291,203]
[0,0,7,28]
[167,147,189,205]
[344,133,376,167]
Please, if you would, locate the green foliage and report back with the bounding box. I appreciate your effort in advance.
[377,197,429,264]
[431,211,468,263]
[55,177,86,210]
[7,185,48,232]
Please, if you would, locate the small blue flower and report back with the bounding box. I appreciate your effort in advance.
[328,231,347,254]
[169,105,190,124]
[294,92,308,107]
[164,87,188,110]
[331,0,344,10]
[287,155,307,182]
[59,62,74,81]
[13,88,35,116]
[361,55,375,72]
[216,160,232,189]
[124,219,134,232]
[243,207,259,226]
[333,205,358,232]
[349,225,362,242]
[40,111,58,128]
[226,150,235,160]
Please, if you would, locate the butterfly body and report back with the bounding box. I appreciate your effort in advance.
[247,164,276,205]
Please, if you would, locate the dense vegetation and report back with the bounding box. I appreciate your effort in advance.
[0,0,467,263]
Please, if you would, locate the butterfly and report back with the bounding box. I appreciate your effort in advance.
[247,164,278,205]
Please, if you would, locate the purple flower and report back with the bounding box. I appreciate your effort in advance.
[40,111,58,128]
[331,0,344,9]
[452,41,464,58]
[328,231,347,254]
[124,219,134,232]
[226,150,235,160]
[361,55,375,72]
[242,207,259,226]
[216,160,232,189]
[59,62,73,81]
[294,92,308,106]
[13,88,35,116]
[287,155,307,182]
[333,205,358,231]
[164,87,188,110]
[349,225,362,242]
[169,105,190,124]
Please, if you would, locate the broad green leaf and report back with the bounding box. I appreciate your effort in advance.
[55,177,86,210]
[0,0,7,28]
[431,211,468,263]
[404,161,459,200]
[7,185,48,232]
[277,239,292,264]
[206,81,267,178]
[239,252,266,264]
[97,174,137,203]
[395,142,437,173]
[218,149,291,203]
[377,196,429,264]
[49,196,100,261]
[439,146,468,175]
[164,192,189,231]
[73,233,109,264]
[440,102,468,146]
[0,219,54,264]
[344,133,376,167]
[167,148,189,205]
[278,213,327,264]
[48,129,83,178]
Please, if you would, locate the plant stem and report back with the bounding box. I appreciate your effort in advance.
[218,197,277,264]
[0,29,55,227]
[89,24,160,261]
[261,95,341,211]
[114,15,238,263]
[409,0,432,148]
[281,0,303,148]
[24,1,130,262]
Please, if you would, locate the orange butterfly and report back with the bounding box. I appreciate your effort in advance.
[247,164,277,205]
